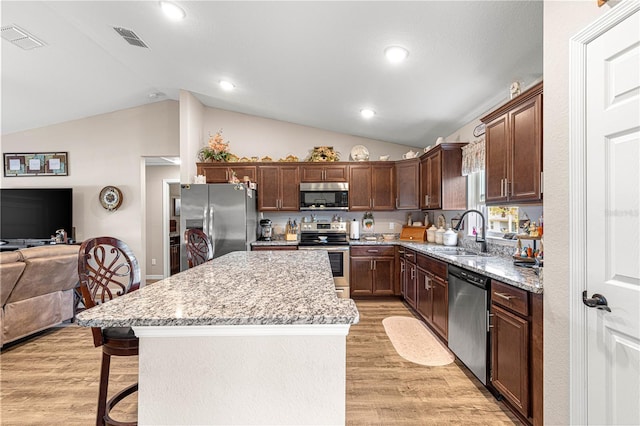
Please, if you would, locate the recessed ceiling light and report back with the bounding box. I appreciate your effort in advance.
[384,46,409,64]
[160,1,186,21]
[219,80,235,91]
[360,109,375,119]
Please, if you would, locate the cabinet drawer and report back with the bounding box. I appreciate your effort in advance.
[417,253,447,278]
[350,245,395,257]
[403,249,417,262]
[491,280,529,316]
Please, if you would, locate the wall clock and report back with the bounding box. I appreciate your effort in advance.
[99,186,123,211]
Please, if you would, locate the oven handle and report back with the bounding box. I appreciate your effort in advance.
[298,246,349,253]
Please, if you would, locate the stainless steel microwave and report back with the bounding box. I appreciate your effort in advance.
[299,182,349,211]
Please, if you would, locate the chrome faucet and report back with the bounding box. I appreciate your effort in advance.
[453,209,487,253]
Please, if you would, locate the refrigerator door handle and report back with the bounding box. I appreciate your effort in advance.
[209,204,215,256]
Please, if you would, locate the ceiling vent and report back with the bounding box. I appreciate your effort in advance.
[113,27,149,48]
[1,25,45,50]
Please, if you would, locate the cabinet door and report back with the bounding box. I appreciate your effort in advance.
[371,164,395,210]
[299,165,325,182]
[279,165,300,211]
[399,257,406,297]
[491,304,530,417]
[509,94,542,202]
[350,257,374,296]
[396,159,420,210]
[257,166,280,211]
[229,166,257,183]
[431,277,448,340]
[405,262,417,308]
[349,165,372,210]
[485,115,510,203]
[323,164,349,182]
[372,257,395,295]
[426,151,442,210]
[416,268,433,321]
[419,157,430,209]
[197,164,231,183]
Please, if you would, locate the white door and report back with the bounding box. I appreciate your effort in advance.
[585,7,640,425]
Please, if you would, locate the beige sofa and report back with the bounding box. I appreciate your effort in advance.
[0,244,79,347]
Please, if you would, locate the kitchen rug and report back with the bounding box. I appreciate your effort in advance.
[382,316,455,366]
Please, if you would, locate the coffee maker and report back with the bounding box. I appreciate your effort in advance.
[259,219,273,241]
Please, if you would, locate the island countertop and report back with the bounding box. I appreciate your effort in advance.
[76,250,359,328]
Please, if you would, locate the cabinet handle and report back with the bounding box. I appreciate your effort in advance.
[424,276,431,290]
[396,198,399,209]
[411,268,415,279]
[406,253,413,259]
[540,171,544,194]
[424,195,428,206]
[494,292,515,300]
[500,178,504,197]
[370,199,374,208]
[401,264,405,273]
[373,260,377,270]
[505,180,510,197]
[367,249,379,253]
[488,312,493,331]
[370,260,373,270]
[398,250,405,254]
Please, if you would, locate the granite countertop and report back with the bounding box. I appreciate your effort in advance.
[76,251,359,328]
[352,238,542,294]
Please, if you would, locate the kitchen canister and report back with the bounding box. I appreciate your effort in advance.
[443,228,458,246]
[427,225,437,243]
[435,226,446,244]
[350,218,360,240]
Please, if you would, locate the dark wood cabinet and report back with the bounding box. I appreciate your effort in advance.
[395,159,420,210]
[419,144,467,210]
[490,279,543,426]
[257,165,299,211]
[196,162,257,184]
[170,236,180,275]
[482,82,543,204]
[415,253,448,340]
[299,164,348,182]
[402,249,417,308]
[350,245,395,296]
[349,163,395,211]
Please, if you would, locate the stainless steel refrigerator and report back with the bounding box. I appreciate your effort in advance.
[179,183,258,271]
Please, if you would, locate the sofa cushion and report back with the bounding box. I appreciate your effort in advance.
[0,252,26,307]
[5,245,79,304]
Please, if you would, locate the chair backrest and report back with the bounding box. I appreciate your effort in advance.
[184,229,213,268]
[78,236,141,346]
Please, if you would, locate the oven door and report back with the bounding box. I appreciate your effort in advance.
[298,246,350,299]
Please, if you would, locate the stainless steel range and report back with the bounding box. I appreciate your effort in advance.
[298,220,350,298]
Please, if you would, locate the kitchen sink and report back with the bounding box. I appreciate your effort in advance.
[432,248,488,257]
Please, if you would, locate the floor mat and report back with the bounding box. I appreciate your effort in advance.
[382,316,455,366]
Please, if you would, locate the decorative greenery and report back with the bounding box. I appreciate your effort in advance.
[198,129,231,162]
[306,146,340,162]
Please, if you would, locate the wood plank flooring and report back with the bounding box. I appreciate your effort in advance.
[1,299,519,425]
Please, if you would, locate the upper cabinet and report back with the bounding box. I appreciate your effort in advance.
[419,144,467,210]
[349,163,395,211]
[481,82,543,204]
[299,164,349,182]
[197,163,257,184]
[395,159,420,210]
[257,165,299,211]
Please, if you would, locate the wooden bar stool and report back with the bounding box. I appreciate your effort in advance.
[184,228,213,268]
[78,236,140,426]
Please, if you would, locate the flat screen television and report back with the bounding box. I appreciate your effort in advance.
[0,188,73,240]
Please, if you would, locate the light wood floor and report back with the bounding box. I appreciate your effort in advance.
[1,299,519,425]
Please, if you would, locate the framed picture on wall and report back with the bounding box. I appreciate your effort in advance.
[3,152,68,177]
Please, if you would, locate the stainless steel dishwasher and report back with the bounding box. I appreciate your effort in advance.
[447,265,490,385]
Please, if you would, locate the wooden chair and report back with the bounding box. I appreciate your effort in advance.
[184,228,214,268]
[78,236,140,426]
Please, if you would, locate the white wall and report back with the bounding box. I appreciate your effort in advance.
[145,165,180,277]
[1,100,180,280]
[543,1,611,424]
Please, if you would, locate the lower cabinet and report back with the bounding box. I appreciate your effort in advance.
[350,246,395,296]
[170,236,180,275]
[415,253,448,341]
[401,249,417,308]
[490,279,543,426]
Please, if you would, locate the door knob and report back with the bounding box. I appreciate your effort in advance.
[582,291,611,312]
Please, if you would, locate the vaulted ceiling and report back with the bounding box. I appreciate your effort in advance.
[1,1,543,147]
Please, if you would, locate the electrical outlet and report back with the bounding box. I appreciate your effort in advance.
[151,258,157,265]
[389,222,395,230]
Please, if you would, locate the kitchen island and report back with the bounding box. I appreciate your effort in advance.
[76,250,359,425]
